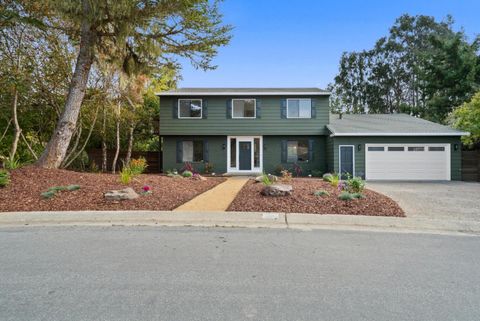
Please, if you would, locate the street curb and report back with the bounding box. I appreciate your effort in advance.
[0,210,479,236]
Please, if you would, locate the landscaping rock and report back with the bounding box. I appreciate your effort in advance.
[191,174,207,181]
[255,174,278,183]
[261,184,293,197]
[104,187,139,201]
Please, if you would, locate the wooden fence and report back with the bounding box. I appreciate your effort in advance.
[87,149,162,173]
[462,150,480,182]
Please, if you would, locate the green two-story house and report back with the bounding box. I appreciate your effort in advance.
[158,88,468,180]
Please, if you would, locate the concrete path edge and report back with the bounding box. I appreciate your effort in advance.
[0,211,479,236]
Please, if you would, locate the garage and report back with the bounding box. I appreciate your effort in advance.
[365,144,450,180]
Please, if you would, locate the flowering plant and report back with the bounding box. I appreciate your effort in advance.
[142,185,152,195]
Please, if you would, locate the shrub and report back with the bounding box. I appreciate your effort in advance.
[346,176,365,193]
[0,169,10,187]
[329,173,340,187]
[311,169,323,177]
[182,170,193,178]
[119,167,133,184]
[204,162,214,174]
[41,191,56,199]
[338,191,354,201]
[130,157,148,175]
[67,185,81,191]
[351,193,365,199]
[4,157,21,170]
[314,190,329,197]
[41,185,80,199]
[261,172,273,186]
[274,164,285,176]
[280,169,292,183]
[323,173,333,182]
[291,163,303,177]
[48,186,68,192]
[181,162,195,174]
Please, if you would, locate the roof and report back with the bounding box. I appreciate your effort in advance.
[327,113,469,136]
[156,87,330,96]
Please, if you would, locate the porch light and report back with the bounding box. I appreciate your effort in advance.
[357,144,361,151]
[454,144,458,151]
[222,143,226,150]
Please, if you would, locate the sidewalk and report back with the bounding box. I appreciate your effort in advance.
[1,210,479,236]
[174,177,249,211]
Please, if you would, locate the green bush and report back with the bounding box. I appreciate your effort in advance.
[48,186,68,192]
[42,185,81,199]
[338,191,354,201]
[346,176,365,193]
[314,190,329,197]
[323,173,333,182]
[41,191,56,199]
[130,157,148,175]
[261,172,273,186]
[182,170,193,178]
[119,167,133,184]
[4,157,21,170]
[274,164,285,176]
[67,185,81,191]
[351,193,365,199]
[311,169,323,177]
[329,173,340,187]
[0,169,10,187]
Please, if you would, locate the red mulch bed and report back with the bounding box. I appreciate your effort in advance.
[0,166,225,212]
[227,178,405,217]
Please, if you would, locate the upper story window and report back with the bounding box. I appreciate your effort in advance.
[178,99,202,118]
[287,98,311,118]
[232,99,256,119]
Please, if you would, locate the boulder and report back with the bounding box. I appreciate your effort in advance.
[261,184,293,197]
[191,174,207,181]
[255,174,278,183]
[104,187,139,201]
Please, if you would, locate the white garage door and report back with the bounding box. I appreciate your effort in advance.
[365,144,450,180]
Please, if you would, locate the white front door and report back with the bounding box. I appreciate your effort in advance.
[227,136,263,174]
[365,143,450,180]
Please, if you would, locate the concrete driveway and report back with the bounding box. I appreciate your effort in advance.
[367,181,480,221]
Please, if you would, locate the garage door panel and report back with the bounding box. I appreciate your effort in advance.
[366,144,450,180]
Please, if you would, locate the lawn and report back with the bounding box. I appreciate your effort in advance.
[228,178,405,217]
[0,166,225,212]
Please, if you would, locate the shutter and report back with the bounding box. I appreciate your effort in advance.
[226,99,232,118]
[311,99,316,118]
[256,98,261,119]
[172,98,178,119]
[176,140,183,163]
[203,139,209,162]
[202,99,208,119]
[308,139,314,161]
[280,99,287,119]
[281,140,288,163]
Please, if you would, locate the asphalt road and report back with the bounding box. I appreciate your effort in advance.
[0,226,479,321]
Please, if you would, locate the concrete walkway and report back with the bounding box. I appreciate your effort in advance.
[174,176,249,211]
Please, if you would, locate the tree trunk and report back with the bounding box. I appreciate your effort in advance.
[36,1,95,168]
[9,87,21,162]
[101,105,107,172]
[125,123,134,166]
[111,102,121,174]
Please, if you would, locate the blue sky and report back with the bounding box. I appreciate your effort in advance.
[178,0,480,89]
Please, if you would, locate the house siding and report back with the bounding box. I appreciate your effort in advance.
[162,136,227,174]
[159,96,329,136]
[328,136,462,180]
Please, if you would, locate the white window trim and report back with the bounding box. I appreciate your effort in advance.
[231,98,256,119]
[338,145,355,177]
[227,136,263,174]
[178,99,203,119]
[286,98,312,119]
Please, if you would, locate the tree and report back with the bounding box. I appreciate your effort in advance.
[15,0,231,168]
[329,14,480,122]
[449,91,480,148]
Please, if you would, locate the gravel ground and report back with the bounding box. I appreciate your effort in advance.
[0,166,225,212]
[228,178,404,216]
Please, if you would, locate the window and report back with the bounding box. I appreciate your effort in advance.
[429,146,445,151]
[232,99,256,118]
[182,140,204,162]
[368,147,384,151]
[179,99,202,118]
[287,140,308,162]
[388,147,404,151]
[254,138,260,167]
[287,99,311,118]
[230,138,236,167]
[408,146,424,152]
